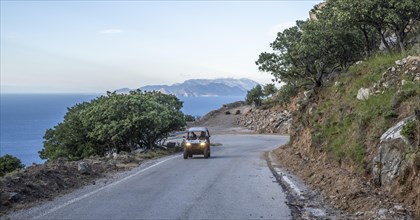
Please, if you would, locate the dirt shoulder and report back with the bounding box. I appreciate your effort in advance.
[272,144,413,219]
[191,101,254,135]
[0,148,181,216]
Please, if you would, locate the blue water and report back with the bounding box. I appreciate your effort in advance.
[0,94,243,165]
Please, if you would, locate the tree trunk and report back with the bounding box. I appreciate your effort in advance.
[360,26,371,57]
[396,26,407,54]
[376,26,392,53]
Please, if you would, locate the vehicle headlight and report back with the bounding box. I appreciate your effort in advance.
[200,142,206,147]
[186,142,192,147]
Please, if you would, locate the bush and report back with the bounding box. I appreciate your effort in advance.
[402,119,417,140]
[263,83,278,97]
[184,114,196,122]
[0,154,25,176]
[245,85,263,106]
[39,90,186,161]
[391,89,417,109]
[275,84,298,107]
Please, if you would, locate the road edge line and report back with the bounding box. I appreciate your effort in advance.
[33,154,180,219]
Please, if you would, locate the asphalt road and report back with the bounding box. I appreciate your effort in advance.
[14,134,291,219]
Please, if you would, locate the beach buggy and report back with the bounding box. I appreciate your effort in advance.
[182,127,211,159]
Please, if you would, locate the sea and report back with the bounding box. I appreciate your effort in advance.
[0,94,243,166]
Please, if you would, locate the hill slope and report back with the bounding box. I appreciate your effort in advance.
[272,54,420,218]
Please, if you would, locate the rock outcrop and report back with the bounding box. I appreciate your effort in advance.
[373,116,416,186]
[237,108,291,134]
[369,56,420,96]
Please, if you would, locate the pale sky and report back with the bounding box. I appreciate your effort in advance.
[1,0,321,93]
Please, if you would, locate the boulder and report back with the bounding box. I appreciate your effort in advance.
[357,88,370,100]
[395,60,404,66]
[8,192,22,202]
[373,139,410,186]
[77,162,91,175]
[373,116,416,187]
[380,116,414,143]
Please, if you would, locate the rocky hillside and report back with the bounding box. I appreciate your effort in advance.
[237,107,291,134]
[252,54,420,219]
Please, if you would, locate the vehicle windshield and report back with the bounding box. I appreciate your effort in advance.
[187,129,208,140]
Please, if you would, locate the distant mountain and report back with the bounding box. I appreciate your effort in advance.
[116,78,259,97]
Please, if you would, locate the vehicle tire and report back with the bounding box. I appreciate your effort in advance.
[183,148,188,159]
[204,147,210,159]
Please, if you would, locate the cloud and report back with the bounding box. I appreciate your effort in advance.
[268,22,296,38]
[100,29,124,34]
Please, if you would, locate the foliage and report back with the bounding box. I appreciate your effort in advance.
[391,89,418,108]
[321,0,420,53]
[256,0,420,88]
[402,119,417,140]
[263,83,278,97]
[245,85,263,106]
[0,154,25,176]
[275,84,298,107]
[184,114,196,122]
[256,18,364,87]
[39,90,185,161]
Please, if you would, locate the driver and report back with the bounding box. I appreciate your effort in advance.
[200,131,206,140]
[191,132,197,140]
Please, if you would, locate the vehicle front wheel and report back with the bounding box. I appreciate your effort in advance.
[204,147,210,159]
[183,148,188,159]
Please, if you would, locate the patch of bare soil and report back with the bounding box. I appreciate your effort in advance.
[272,125,415,219]
[0,148,180,216]
[191,101,254,134]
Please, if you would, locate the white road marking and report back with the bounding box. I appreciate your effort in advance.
[34,155,180,219]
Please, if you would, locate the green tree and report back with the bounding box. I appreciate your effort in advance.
[39,90,185,161]
[324,0,420,53]
[275,84,298,107]
[257,18,364,88]
[0,154,25,176]
[184,115,196,122]
[318,0,381,56]
[256,22,304,87]
[40,102,96,160]
[263,83,278,97]
[246,85,263,106]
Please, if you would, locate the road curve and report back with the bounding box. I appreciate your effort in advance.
[12,134,291,220]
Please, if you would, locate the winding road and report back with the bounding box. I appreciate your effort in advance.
[12,134,291,219]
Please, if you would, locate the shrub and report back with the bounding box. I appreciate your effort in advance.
[275,84,298,107]
[245,85,263,106]
[401,119,417,140]
[39,90,186,161]
[391,89,417,109]
[263,83,278,97]
[0,154,25,176]
[184,114,196,122]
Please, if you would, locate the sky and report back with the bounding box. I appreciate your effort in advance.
[1,0,321,93]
